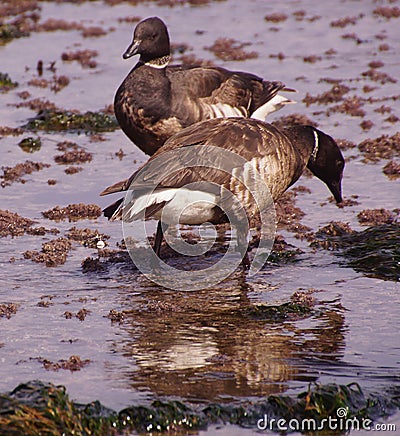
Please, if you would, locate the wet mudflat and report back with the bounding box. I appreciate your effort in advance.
[0,0,399,434]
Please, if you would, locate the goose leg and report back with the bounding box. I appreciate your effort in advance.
[237,228,250,270]
[241,251,250,270]
[151,221,168,269]
[153,220,165,257]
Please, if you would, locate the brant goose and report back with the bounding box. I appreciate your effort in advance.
[114,17,296,155]
[101,118,344,266]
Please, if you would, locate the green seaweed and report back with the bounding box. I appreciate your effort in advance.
[24,109,118,133]
[0,381,117,435]
[18,137,42,153]
[312,223,400,281]
[240,291,315,322]
[243,300,312,322]
[267,247,303,263]
[339,224,400,281]
[0,24,29,45]
[0,72,18,92]
[0,380,398,435]
[266,235,304,264]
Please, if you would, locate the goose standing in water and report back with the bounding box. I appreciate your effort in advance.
[114,17,296,155]
[101,118,344,267]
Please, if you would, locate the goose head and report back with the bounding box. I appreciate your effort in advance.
[306,127,345,204]
[122,17,170,65]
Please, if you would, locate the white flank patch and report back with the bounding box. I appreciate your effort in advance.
[251,94,296,121]
[123,189,176,221]
[210,103,245,118]
[123,188,218,225]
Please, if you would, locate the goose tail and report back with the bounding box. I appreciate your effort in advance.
[251,93,297,121]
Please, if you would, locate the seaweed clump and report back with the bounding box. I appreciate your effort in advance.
[42,203,102,221]
[54,147,92,165]
[267,234,303,263]
[0,23,30,43]
[0,303,18,319]
[243,290,315,322]
[18,137,41,153]
[81,249,131,273]
[206,38,258,61]
[34,355,91,372]
[0,72,18,92]
[1,160,50,187]
[24,237,72,267]
[24,109,118,133]
[61,49,98,68]
[357,208,398,226]
[303,83,350,106]
[373,6,400,19]
[0,210,34,237]
[0,209,58,238]
[358,132,400,162]
[66,226,109,248]
[383,160,400,179]
[311,221,400,281]
[0,381,116,435]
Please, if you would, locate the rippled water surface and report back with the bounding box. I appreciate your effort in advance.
[1,0,399,434]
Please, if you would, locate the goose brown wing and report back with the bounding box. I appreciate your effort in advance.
[167,66,288,116]
[100,119,302,199]
[131,119,294,190]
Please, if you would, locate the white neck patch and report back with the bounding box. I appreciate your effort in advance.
[310,129,319,162]
[144,55,170,69]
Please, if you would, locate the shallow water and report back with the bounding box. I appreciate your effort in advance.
[0,0,399,433]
